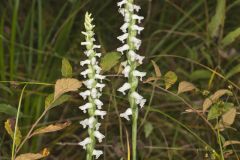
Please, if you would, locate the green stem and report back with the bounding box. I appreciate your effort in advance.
[11,84,27,160]
[132,105,138,160]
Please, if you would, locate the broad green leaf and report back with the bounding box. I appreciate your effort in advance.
[221,28,240,47]
[45,94,54,109]
[190,70,211,81]
[144,122,153,138]
[0,104,22,116]
[225,64,240,79]
[4,119,22,146]
[164,71,177,89]
[207,102,233,120]
[54,78,81,100]
[61,58,72,78]
[47,94,71,110]
[100,52,121,71]
[208,0,226,39]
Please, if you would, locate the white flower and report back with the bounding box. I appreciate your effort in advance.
[122,65,131,77]
[94,99,103,109]
[117,44,129,54]
[81,69,92,78]
[79,103,92,113]
[80,60,90,66]
[93,149,103,159]
[128,50,144,64]
[94,131,105,143]
[95,123,101,130]
[120,23,129,33]
[95,74,106,82]
[81,41,92,46]
[95,110,106,119]
[91,88,98,98]
[79,119,89,128]
[131,92,146,108]
[120,108,132,121]
[132,25,144,34]
[133,70,146,81]
[117,33,128,43]
[84,50,92,57]
[118,8,125,15]
[121,61,128,67]
[93,45,101,49]
[96,83,105,91]
[132,14,144,23]
[80,117,96,128]
[83,79,95,89]
[133,5,141,12]
[130,37,141,50]
[79,137,91,149]
[93,65,102,74]
[90,57,96,65]
[95,53,102,57]
[118,83,131,95]
[117,0,127,8]
[80,90,91,100]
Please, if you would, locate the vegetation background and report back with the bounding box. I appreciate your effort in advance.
[0,0,240,159]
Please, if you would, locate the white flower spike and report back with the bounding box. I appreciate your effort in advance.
[79,12,106,159]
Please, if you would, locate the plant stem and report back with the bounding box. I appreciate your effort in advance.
[132,105,138,160]
[11,84,27,160]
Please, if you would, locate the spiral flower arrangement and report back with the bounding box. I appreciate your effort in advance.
[116,0,146,159]
[78,12,106,160]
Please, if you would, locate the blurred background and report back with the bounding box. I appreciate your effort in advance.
[0,0,240,159]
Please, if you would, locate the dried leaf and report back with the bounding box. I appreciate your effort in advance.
[32,121,71,136]
[222,108,236,125]
[164,71,177,89]
[177,81,196,94]
[203,89,232,112]
[4,119,22,146]
[61,58,73,78]
[143,77,159,83]
[223,140,240,147]
[15,148,50,160]
[54,78,81,100]
[151,60,161,77]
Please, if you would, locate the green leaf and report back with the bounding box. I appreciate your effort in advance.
[46,94,71,110]
[100,52,121,71]
[0,104,22,116]
[61,58,72,78]
[190,70,211,81]
[207,102,233,120]
[221,28,240,47]
[45,94,54,109]
[225,64,240,79]
[144,122,153,138]
[4,119,22,146]
[208,0,226,39]
[164,71,178,89]
[0,83,13,95]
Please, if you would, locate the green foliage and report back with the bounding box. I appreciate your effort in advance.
[221,27,240,47]
[144,122,153,138]
[207,102,234,120]
[0,104,22,116]
[100,52,121,71]
[164,71,177,89]
[61,58,73,78]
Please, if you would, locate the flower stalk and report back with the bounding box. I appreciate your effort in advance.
[79,12,106,160]
[117,0,146,159]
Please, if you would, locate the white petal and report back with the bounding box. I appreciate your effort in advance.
[120,23,129,33]
[95,123,101,130]
[95,74,106,82]
[117,44,129,54]
[122,65,131,77]
[94,131,105,143]
[118,83,131,95]
[81,69,92,78]
[117,0,127,8]
[120,108,132,121]
[93,149,103,159]
[94,99,103,109]
[80,60,90,66]
[93,45,101,49]
[133,70,146,81]
[81,41,92,46]
[132,14,144,23]
[79,103,92,113]
[91,88,98,98]
[95,110,106,119]
[79,137,91,149]
[83,79,95,89]
[79,90,91,100]
[117,33,128,43]
[132,25,144,34]
[96,83,105,92]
